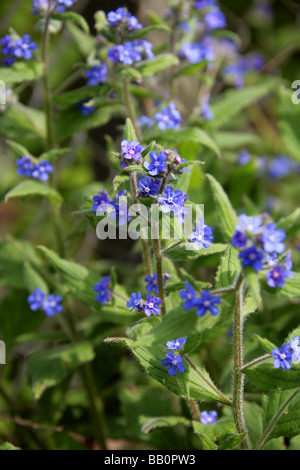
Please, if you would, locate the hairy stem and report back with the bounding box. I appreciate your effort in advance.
[153,238,166,316]
[232,274,250,450]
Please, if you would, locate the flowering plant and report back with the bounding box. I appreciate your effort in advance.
[0,0,300,452]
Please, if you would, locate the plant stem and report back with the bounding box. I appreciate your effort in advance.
[232,274,250,450]
[122,77,141,141]
[241,354,272,372]
[254,388,300,450]
[162,240,183,255]
[153,238,166,316]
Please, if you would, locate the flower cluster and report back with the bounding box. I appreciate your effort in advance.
[231,214,294,288]
[194,0,227,30]
[94,275,111,306]
[180,283,222,317]
[1,34,37,66]
[31,0,77,15]
[28,288,63,316]
[272,337,300,370]
[161,337,186,375]
[223,53,265,88]
[127,292,162,317]
[85,63,107,86]
[16,157,53,182]
[180,37,215,64]
[108,39,154,65]
[119,140,144,169]
[138,175,160,198]
[154,103,182,131]
[157,186,187,217]
[107,7,142,33]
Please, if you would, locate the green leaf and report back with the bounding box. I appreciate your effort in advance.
[38,246,138,324]
[0,442,20,450]
[173,61,206,79]
[149,128,220,158]
[113,173,130,192]
[140,416,190,434]
[127,24,171,40]
[55,104,120,141]
[54,84,112,109]
[244,267,262,308]
[208,79,279,129]
[28,342,95,399]
[124,117,138,141]
[136,54,179,78]
[107,338,230,404]
[215,131,263,150]
[5,181,62,204]
[192,416,237,448]
[6,139,32,157]
[0,62,43,83]
[254,334,276,354]
[219,432,248,450]
[67,22,96,56]
[215,245,240,288]
[261,390,300,443]
[23,262,48,294]
[39,148,70,162]
[51,11,90,33]
[243,359,300,391]
[276,208,300,231]
[206,174,238,240]
[164,243,227,261]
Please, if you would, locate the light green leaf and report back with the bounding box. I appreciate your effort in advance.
[0,62,43,83]
[215,244,240,288]
[140,416,190,434]
[124,117,138,141]
[127,24,171,40]
[277,208,300,231]
[54,84,112,109]
[219,432,248,450]
[23,262,48,294]
[206,174,238,240]
[149,128,220,157]
[243,359,300,391]
[113,173,130,192]
[244,267,262,308]
[164,243,227,261]
[136,54,179,78]
[51,11,90,33]
[28,342,95,399]
[260,272,300,298]
[6,139,32,157]
[254,334,276,354]
[5,181,62,204]
[0,442,20,450]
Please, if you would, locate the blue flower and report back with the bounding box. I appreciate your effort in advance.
[28,288,46,311]
[237,150,251,167]
[108,42,142,65]
[204,10,227,29]
[145,272,165,295]
[31,0,57,15]
[237,214,262,234]
[166,337,186,350]
[290,337,300,362]
[190,218,214,250]
[42,294,63,317]
[131,39,154,59]
[231,229,248,249]
[77,99,95,115]
[16,156,34,177]
[239,246,264,271]
[85,64,107,85]
[144,295,162,316]
[137,115,155,128]
[266,252,294,288]
[194,290,221,317]
[154,103,182,130]
[1,35,15,56]
[32,160,53,182]
[180,42,204,64]
[262,223,286,254]
[138,176,160,197]
[268,155,293,179]
[127,292,144,311]
[3,56,16,66]
[194,0,218,9]
[161,353,185,376]
[201,102,214,120]
[109,199,130,226]
[272,344,293,370]
[143,151,167,176]
[92,190,110,214]
[179,282,197,310]
[223,64,244,88]
[13,34,37,60]
[200,410,218,425]
[157,186,187,216]
[94,276,111,306]
[121,140,144,161]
